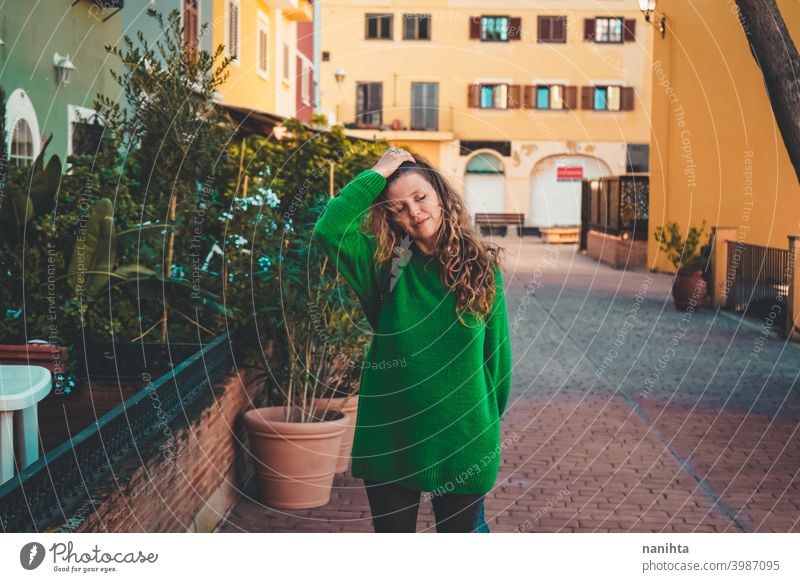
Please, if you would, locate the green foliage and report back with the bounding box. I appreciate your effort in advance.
[654,220,711,272]
[0,10,400,414]
[218,115,390,416]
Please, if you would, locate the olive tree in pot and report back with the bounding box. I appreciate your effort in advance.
[654,220,712,310]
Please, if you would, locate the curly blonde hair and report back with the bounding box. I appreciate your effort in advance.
[366,153,505,328]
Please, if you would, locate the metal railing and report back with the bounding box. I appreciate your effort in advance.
[725,241,789,325]
[0,332,238,532]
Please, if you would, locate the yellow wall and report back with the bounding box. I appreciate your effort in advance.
[648,0,800,272]
[212,0,277,112]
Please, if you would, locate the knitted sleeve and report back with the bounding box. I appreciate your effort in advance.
[314,168,388,330]
[484,265,512,419]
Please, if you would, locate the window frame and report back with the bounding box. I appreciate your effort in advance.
[9,118,35,167]
[67,104,105,160]
[403,13,431,40]
[478,83,509,109]
[480,15,510,42]
[5,88,41,166]
[356,81,383,126]
[594,16,624,44]
[365,13,393,40]
[256,10,270,80]
[534,83,566,110]
[410,81,439,131]
[592,84,623,111]
[537,15,567,43]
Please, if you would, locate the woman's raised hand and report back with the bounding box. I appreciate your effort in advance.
[371,147,416,179]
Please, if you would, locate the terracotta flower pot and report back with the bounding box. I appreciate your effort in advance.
[671,269,708,310]
[243,406,349,509]
[312,395,359,473]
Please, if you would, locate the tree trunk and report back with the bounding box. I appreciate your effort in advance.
[735,0,800,182]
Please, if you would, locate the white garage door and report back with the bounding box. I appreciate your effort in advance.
[529,156,609,228]
[463,154,505,222]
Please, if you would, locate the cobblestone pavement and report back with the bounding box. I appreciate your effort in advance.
[217,235,800,533]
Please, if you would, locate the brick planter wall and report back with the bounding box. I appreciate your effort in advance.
[38,378,146,456]
[46,368,263,533]
[587,229,648,270]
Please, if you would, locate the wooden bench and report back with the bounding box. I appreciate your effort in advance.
[474,213,524,237]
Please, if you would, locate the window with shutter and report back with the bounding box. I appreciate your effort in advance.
[476,84,509,109]
[480,16,510,42]
[533,84,566,110]
[589,85,626,111]
[594,17,624,43]
[538,15,566,43]
[225,0,240,63]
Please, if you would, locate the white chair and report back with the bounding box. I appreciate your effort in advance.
[0,365,52,485]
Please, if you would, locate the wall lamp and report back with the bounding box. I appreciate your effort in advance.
[638,0,667,39]
[53,52,76,85]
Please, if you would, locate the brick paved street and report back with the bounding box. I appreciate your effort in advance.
[217,235,800,533]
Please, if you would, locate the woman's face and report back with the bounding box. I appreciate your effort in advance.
[384,172,443,247]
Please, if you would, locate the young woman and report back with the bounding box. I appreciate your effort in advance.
[314,147,512,533]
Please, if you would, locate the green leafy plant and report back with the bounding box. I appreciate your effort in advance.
[654,220,710,272]
[219,115,388,421]
[94,7,237,342]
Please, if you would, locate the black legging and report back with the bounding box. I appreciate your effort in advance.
[363,479,490,533]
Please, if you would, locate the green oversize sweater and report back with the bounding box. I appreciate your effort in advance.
[315,168,512,494]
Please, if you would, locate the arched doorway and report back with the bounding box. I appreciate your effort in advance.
[529,154,610,227]
[463,152,505,222]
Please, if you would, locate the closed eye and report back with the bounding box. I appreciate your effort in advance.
[387,195,425,214]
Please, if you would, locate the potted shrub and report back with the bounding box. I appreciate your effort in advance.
[231,118,387,506]
[654,220,711,310]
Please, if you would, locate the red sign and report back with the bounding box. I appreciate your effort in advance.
[557,166,583,181]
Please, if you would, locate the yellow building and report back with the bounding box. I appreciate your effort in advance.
[647,0,800,273]
[319,0,654,230]
[211,0,313,119]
